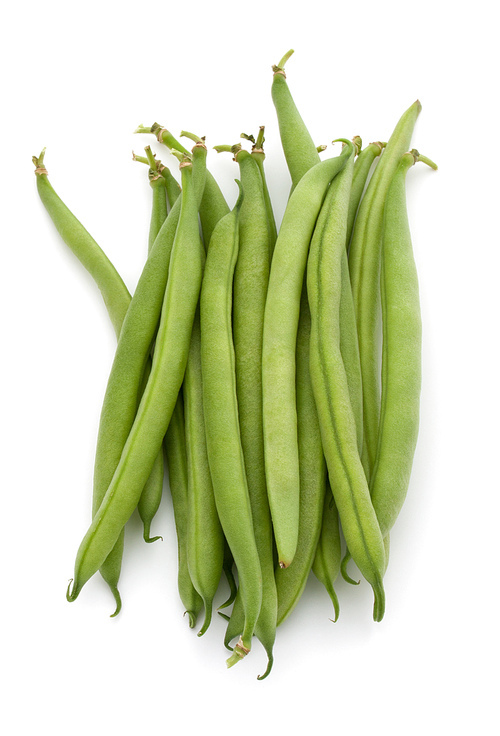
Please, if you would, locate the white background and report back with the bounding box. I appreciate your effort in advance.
[2,0,499,733]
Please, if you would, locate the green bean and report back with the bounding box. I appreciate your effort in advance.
[370,149,437,538]
[136,147,167,545]
[33,150,163,611]
[200,185,263,668]
[307,142,386,621]
[215,146,275,679]
[346,140,385,249]
[163,394,203,627]
[269,63,332,609]
[67,157,204,602]
[271,50,320,190]
[275,281,326,625]
[184,308,225,636]
[348,100,421,479]
[311,485,341,621]
[262,145,351,569]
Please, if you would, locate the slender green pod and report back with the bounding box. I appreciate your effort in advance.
[33,151,162,610]
[163,394,203,627]
[184,309,225,636]
[216,147,276,678]
[312,486,341,621]
[271,50,320,190]
[136,146,167,544]
[346,140,385,248]
[269,66,334,609]
[348,100,422,479]
[67,159,204,602]
[200,186,263,668]
[275,282,326,625]
[262,145,351,568]
[307,143,386,621]
[370,150,436,537]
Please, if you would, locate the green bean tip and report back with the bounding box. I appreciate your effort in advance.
[144,534,163,543]
[183,610,197,629]
[66,578,79,603]
[372,581,386,623]
[109,587,122,617]
[340,553,360,585]
[257,656,274,681]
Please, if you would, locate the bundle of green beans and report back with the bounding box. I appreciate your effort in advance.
[34,50,436,679]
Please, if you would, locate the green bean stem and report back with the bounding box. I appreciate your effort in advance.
[67,160,204,602]
[200,185,263,667]
[370,150,437,538]
[307,143,386,621]
[348,100,421,479]
[262,145,352,569]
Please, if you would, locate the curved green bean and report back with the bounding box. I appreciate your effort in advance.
[370,150,436,537]
[348,100,421,478]
[33,151,164,611]
[136,147,167,544]
[262,145,351,569]
[307,143,386,621]
[67,158,204,602]
[200,185,263,668]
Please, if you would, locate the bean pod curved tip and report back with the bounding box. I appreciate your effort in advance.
[183,610,198,629]
[340,552,360,586]
[109,587,122,618]
[257,655,274,681]
[326,589,340,623]
[66,578,80,603]
[372,579,386,622]
[197,603,213,637]
[142,522,163,544]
